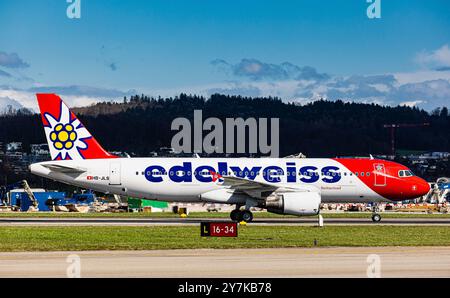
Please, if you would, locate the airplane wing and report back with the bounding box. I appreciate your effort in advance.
[220,175,278,191]
[215,173,320,199]
[41,164,87,174]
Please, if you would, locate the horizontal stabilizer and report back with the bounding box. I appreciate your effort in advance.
[42,164,87,173]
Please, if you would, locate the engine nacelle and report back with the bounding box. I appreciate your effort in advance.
[265,192,321,216]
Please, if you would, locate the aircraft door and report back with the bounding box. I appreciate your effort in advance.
[373,163,386,186]
[109,162,122,185]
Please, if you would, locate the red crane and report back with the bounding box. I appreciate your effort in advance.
[383,123,430,156]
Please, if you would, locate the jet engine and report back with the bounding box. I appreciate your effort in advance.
[265,191,321,216]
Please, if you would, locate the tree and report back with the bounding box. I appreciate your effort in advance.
[440,107,448,118]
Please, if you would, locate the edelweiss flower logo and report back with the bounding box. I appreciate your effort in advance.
[50,123,77,150]
[44,102,91,160]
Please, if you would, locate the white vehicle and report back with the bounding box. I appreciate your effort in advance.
[30,94,430,222]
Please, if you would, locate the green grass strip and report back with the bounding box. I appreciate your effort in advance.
[0,211,449,218]
[0,226,450,251]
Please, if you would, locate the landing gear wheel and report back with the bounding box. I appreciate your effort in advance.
[230,209,240,221]
[372,213,381,222]
[241,210,253,222]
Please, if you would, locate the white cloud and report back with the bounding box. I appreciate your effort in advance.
[394,70,450,85]
[400,100,425,107]
[0,85,136,113]
[416,44,450,70]
[142,71,450,111]
[0,51,29,69]
[2,54,450,114]
[211,59,329,81]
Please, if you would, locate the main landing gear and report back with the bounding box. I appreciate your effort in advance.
[230,209,254,222]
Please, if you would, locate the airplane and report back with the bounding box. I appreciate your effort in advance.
[30,94,430,222]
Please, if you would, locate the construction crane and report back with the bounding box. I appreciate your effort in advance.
[383,123,430,156]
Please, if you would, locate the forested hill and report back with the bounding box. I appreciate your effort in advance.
[0,93,449,157]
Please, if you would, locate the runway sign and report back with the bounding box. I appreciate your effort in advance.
[201,222,238,237]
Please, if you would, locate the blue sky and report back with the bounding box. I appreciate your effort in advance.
[0,0,449,111]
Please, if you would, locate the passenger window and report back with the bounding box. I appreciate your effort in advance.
[366,172,370,176]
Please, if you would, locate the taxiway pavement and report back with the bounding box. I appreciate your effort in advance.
[0,247,449,277]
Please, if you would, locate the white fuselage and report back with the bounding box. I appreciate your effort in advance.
[30,157,388,203]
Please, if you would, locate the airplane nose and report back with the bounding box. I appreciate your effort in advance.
[415,178,430,196]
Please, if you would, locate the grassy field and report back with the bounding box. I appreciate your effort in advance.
[0,211,449,218]
[0,226,450,251]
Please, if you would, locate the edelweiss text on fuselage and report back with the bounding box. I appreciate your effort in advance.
[144,162,341,184]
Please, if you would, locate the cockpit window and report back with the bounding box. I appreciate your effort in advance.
[405,170,414,177]
[399,170,414,177]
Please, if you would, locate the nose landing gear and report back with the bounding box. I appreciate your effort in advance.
[371,213,382,222]
[371,203,382,222]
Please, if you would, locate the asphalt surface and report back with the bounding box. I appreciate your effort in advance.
[1,217,450,226]
[1,247,449,277]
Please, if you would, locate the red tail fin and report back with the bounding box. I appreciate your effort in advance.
[36,94,117,160]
